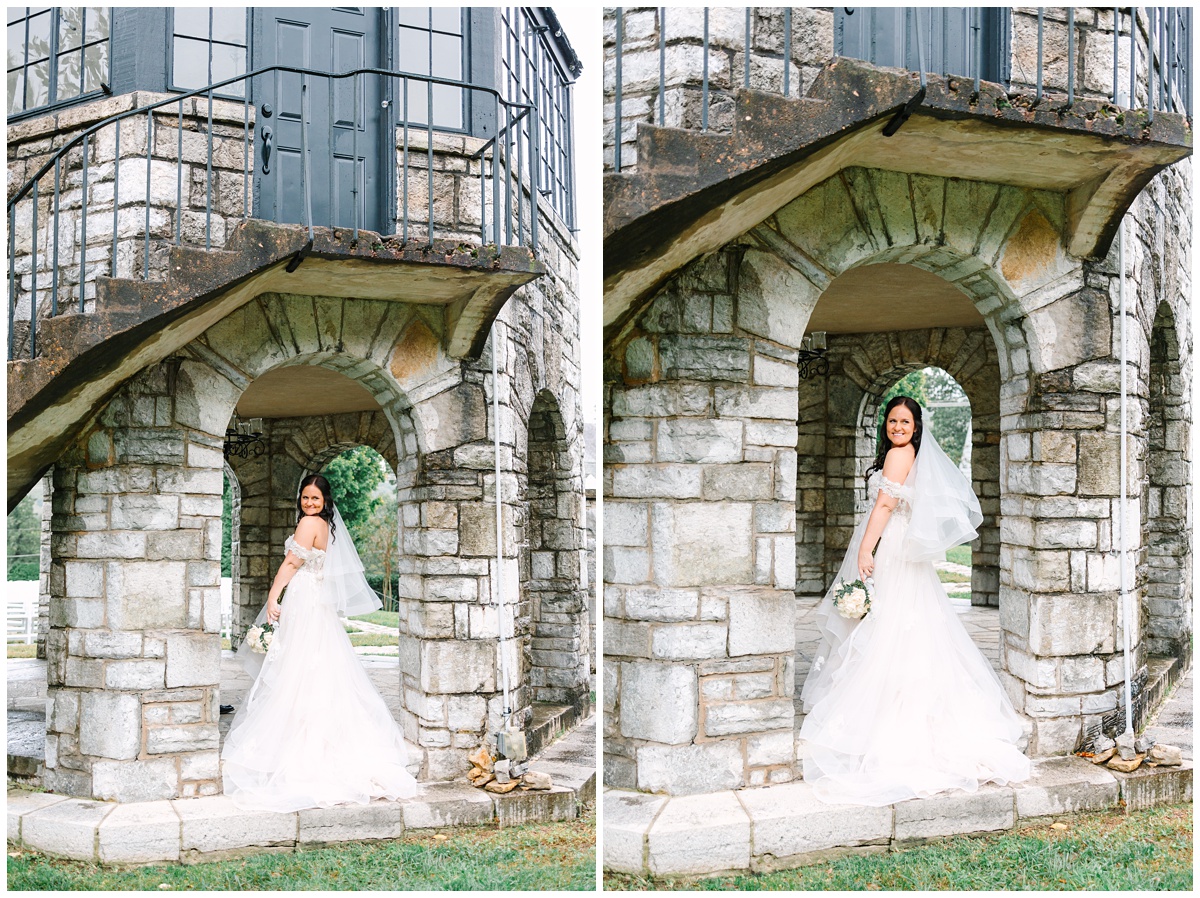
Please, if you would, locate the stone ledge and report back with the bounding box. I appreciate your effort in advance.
[603,754,1192,879]
[7,713,597,865]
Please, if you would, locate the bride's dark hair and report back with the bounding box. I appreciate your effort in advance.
[297,473,338,540]
[865,395,923,486]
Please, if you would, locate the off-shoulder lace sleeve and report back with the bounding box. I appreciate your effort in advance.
[878,475,913,501]
[285,535,321,561]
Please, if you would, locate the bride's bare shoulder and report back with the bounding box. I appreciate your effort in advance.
[294,514,329,549]
[882,444,915,481]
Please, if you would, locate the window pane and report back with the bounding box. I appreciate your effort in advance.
[8,68,23,114]
[402,80,428,125]
[431,83,462,129]
[431,33,460,79]
[397,29,429,75]
[84,6,108,44]
[58,6,83,52]
[211,7,245,45]
[8,22,25,70]
[24,57,47,107]
[26,10,51,63]
[8,9,25,25]
[210,43,245,94]
[57,49,81,98]
[83,40,105,92]
[395,8,430,29]
[175,7,209,39]
[173,35,209,89]
[431,7,460,35]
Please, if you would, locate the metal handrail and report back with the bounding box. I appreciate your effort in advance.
[8,63,545,360]
[607,6,1193,173]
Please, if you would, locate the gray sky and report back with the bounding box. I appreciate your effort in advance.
[552,6,602,427]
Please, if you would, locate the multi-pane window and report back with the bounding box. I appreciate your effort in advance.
[171,7,248,97]
[395,7,464,130]
[7,7,110,117]
[499,8,577,229]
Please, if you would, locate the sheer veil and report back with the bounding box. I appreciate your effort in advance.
[323,505,383,618]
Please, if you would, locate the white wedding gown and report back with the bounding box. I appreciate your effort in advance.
[221,536,418,811]
[799,471,1030,806]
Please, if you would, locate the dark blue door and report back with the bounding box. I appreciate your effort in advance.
[836,8,1008,85]
[252,7,386,233]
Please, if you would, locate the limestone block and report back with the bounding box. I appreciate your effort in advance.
[747,730,795,768]
[402,782,494,829]
[713,386,798,422]
[493,785,578,827]
[1017,758,1118,821]
[7,789,70,843]
[298,801,404,846]
[458,504,497,556]
[166,632,221,687]
[702,464,774,500]
[651,501,754,587]
[97,800,181,864]
[893,786,1015,842]
[740,782,891,868]
[110,494,180,531]
[605,620,651,657]
[1059,656,1106,693]
[76,530,146,559]
[1077,432,1121,495]
[657,418,743,464]
[728,588,794,656]
[180,751,221,781]
[651,622,727,660]
[92,758,180,803]
[79,630,143,659]
[623,587,699,622]
[50,690,80,734]
[446,694,487,731]
[21,797,115,861]
[704,699,793,737]
[611,384,712,418]
[1028,594,1115,655]
[659,335,750,382]
[1031,716,1083,756]
[146,724,220,754]
[420,639,496,694]
[175,795,297,854]
[603,789,667,875]
[619,661,697,744]
[64,561,104,597]
[604,545,650,584]
[105,659,166,690]
[1024,288,1110,370]
[736,249,818,349]
[611,465,702,500]
[647,792,751,877]
[419,384,488,453]
[107,562,189,630]
[79,692,141,760]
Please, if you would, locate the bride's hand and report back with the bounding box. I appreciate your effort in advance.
[266,597,281,624]
[857,547,874,580]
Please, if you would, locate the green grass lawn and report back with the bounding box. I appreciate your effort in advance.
[8,809,596,891]
[945,545,972,567]
[936,570,971,584]
[605,804,1192,891]
[350,611,401,628]
[348,633,398,648]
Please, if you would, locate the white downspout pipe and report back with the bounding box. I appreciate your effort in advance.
[1119,220,1133,737]
[491,320,514,729]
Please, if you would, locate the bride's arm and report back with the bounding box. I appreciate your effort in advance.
[857,447,915,579]
[264,516,324,623]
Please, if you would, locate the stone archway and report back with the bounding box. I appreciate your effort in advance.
[1143,301,1190,665]
[520,389,588,707]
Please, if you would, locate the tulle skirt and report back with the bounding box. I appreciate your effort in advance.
[221,570,417,811]
[799,513,1030,806]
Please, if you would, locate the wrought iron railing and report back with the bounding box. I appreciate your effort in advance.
[607,6,1192,172]
[7,65,547,360]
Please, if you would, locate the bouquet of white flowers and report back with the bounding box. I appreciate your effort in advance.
[833,577,873,620]
[245,621,276,654]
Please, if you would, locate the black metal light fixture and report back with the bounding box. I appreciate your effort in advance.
[799,331,829,379]
[224,417,266,460]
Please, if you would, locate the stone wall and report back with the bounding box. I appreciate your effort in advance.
[6,93,253,357]
[44,359,226,801]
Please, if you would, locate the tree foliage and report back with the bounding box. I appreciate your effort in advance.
[879,368,971,466]
[221,474,234,578]
[323,446,388,534]
[8,492,40,580]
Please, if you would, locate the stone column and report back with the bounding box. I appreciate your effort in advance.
[37,473,53,659]
[45,360,224,801]
[605,249,802,794]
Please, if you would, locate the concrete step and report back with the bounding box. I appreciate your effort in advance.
[604,753,1193,878]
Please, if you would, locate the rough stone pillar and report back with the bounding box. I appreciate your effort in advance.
[37,472,53,659]
[605,249,801,794]
[45,360,224,801]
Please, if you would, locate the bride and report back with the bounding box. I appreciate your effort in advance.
[799,396,1030,806]
[221,473,418,811]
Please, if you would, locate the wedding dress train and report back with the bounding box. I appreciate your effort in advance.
[799,470,1030,807]
[221,536,417,811]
